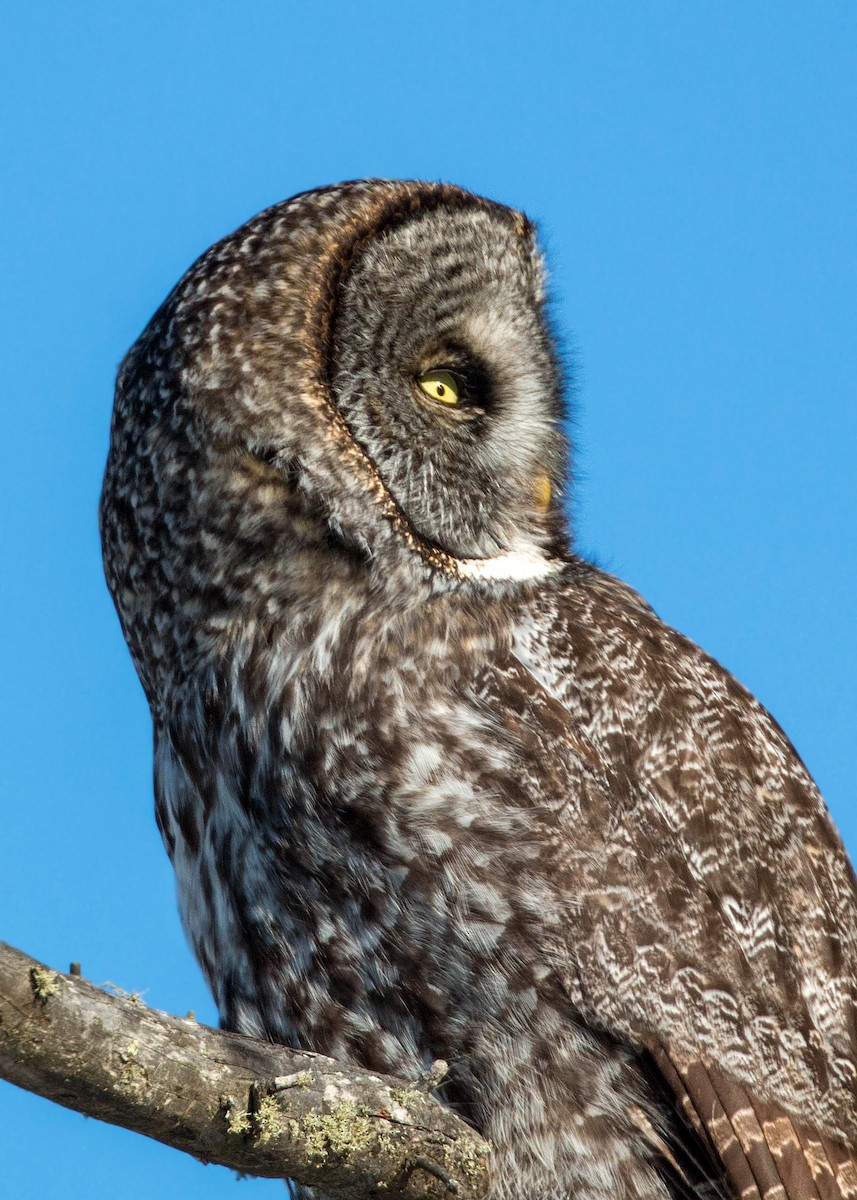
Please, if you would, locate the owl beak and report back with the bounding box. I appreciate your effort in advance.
[533,473,552,513]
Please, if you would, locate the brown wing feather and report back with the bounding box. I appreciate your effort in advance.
[489,565,857,1197]
[652,1043,857,1200]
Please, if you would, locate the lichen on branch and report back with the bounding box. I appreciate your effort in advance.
[0,939,489,1200]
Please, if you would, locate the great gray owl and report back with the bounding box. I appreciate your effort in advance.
[100,179,857,1200]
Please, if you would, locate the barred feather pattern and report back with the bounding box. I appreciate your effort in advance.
[101,179,857,1199]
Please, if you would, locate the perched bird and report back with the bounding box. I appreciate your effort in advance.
[100,179,857,1199]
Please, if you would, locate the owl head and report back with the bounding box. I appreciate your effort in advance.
[101,181,569,698]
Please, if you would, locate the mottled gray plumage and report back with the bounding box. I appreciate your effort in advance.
[100,180,857,1199]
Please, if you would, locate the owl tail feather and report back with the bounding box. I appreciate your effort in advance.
[651,1043,857,1200]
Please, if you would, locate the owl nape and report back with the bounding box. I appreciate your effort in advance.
[101,180,857,1200]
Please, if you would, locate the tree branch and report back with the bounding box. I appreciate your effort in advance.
[0,940,489,1199]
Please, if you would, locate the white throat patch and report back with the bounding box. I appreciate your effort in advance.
[453,548,562,583]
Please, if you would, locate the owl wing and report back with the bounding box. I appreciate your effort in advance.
[482,567,857,1199]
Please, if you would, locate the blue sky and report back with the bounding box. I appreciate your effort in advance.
[1,3,855,1196]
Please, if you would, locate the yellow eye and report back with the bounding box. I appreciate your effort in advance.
[417,369,460,405]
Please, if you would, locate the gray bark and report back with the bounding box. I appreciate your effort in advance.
[0,940,489,1199]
